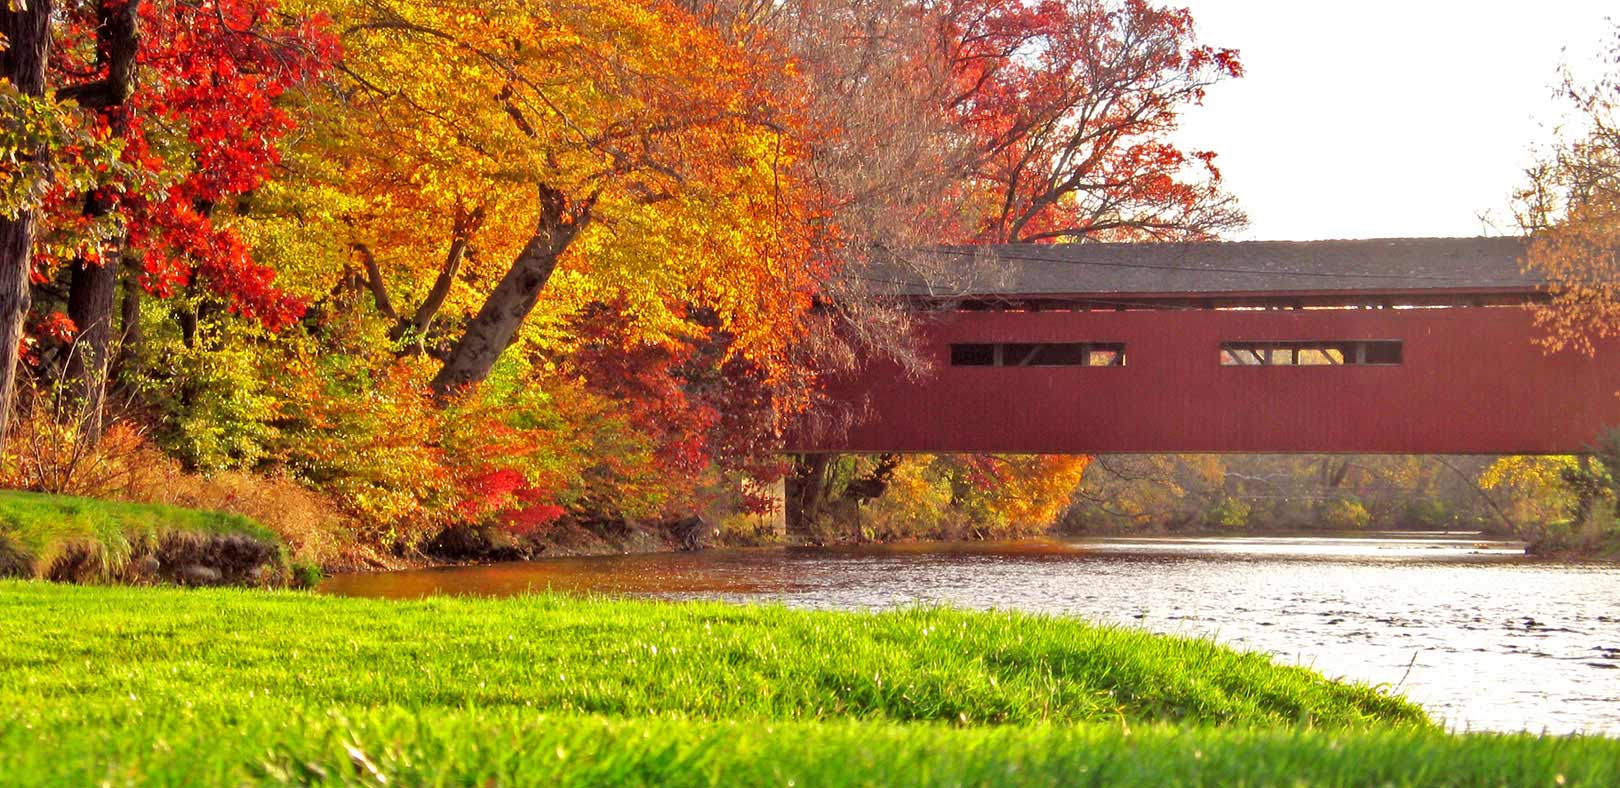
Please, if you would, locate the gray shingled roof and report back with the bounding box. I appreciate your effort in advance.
[869,237,1541,297]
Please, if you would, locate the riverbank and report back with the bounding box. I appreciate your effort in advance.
[4,582,1618,785]
[0,490,299,585]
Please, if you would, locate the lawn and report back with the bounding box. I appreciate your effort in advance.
[1,581,1614,786]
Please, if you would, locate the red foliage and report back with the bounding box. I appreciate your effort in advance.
[563,301,790,511]
[19,312,80,364]
[942,0,1243,243]
[567,302,722,478]
[42,0,338,330]
[459,468,566,536]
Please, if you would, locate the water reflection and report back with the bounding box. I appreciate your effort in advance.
[322,533,1620,735]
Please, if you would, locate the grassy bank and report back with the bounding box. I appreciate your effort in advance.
[0,582,1417,727]
[0,491,294,585]
[1,582,1613,785]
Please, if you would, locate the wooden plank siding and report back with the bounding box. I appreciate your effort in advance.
[804,304,1620,455]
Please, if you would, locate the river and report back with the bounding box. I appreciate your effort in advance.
[321,532,1620,735]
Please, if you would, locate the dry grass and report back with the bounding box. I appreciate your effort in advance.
[131,469,359,570]
[1,405,361,570]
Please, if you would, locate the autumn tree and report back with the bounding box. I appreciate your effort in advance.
[0,0,57,442]
[53,1,330,419]
[0,0,333,447]
[307,0,819,405]
[1518,25,1620,355]
[949,0,1243,244]
[746,0,1242,531]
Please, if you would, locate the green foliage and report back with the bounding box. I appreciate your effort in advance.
[1399,497,1454,529]
[1066,455,1501,534]
[1590,427,1620,505]
[290,560,323,589]
[125,300,281,472]
[1317,497,1371,531]
[0,84,125,223]
[1204,496,1251,529]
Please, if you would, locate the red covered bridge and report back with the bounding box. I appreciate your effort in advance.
[805,237,1620,455]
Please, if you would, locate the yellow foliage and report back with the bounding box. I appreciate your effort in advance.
[979,455,1091,527]
[281,0,820,409]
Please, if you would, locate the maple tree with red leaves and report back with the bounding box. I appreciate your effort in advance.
[0,0,336,439]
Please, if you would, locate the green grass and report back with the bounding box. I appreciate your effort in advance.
[5,708,1618,787]
[1,582,1614,785]
[0,490,285,581]
[0,581,1419,728]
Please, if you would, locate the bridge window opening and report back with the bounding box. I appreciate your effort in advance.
[1220,341,1401,366]
[1361,341,1403,364]
[950,344,997,366]
[950,342,1126,367]
[1088,344,1125,366]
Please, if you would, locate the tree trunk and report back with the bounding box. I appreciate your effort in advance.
[60,1,142,442]
[430,185,592,399]
[65,247,119,440]
[786,453,835,537]
[392,206,483,353]
[114,254,143,385]
[0,0,55,444]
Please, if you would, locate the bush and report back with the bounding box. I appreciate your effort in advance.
[1204,496,1251,529]
[130,466,357,570]
[1318,496,1372,530]
[0,402,166,500]
[1399,498,1454,530]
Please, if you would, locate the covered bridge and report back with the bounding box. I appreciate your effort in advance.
[808,237,1620,455]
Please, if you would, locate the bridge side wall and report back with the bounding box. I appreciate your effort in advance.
[808,306,1620,455]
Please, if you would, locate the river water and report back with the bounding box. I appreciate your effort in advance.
[321,533,1620,735]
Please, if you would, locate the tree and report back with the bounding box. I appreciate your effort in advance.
[754,0,1241,528]
[55,0,141,440]
[0,0,57,442]
[950,0,1243,244]
[4,0,332,444]
[307,0,819,405]
[1518,25,1620,355]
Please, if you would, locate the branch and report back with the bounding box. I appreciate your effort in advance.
[350,242,398,320]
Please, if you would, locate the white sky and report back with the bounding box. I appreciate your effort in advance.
[1172,1,1616,241]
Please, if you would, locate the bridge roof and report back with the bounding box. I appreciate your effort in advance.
[873,236,1541,300]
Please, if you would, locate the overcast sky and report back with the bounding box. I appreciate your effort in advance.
[1171,1,1615,241]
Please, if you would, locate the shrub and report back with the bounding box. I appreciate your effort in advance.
[1204,496,1251,529]
[130,466,356,570]
[1399,497,1454,529]
[0,396,169,500]
[1318,496,1372,530]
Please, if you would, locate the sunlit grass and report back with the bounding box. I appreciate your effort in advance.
[0,490,283,580]
[0,581,1419,728]
[2,581,1612,785]
[4,708,1616,787]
